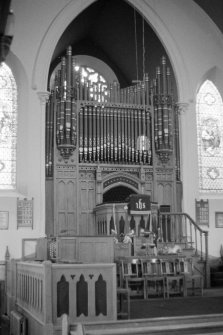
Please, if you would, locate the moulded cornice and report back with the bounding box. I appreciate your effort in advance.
[175,102,189,115]
[37,91,50,104]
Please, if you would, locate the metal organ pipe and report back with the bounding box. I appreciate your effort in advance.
[46,45,175,170]
[79,107,83,162]
[162,57,169,147]
[92,106,96,162]
[65,47,72,144]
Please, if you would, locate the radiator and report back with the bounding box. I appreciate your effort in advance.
[10,310,26,335]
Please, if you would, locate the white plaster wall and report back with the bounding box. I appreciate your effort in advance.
[0,0,223,260]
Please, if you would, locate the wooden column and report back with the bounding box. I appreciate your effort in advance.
[38,91,50,236]
[43,261,54,334]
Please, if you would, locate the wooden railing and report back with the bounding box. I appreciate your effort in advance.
[159,212,209,287]
[159,213,208,257]
[16,262,45,322]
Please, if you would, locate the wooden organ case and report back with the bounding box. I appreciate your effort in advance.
[45,46,182,237]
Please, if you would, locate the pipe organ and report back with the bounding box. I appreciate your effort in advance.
[45,46,181,236]
[46,47,176,172]
[78,104,152,165]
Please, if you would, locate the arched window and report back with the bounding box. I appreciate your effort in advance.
[0,63,17,189]
[196,80,223,192]
[75,65,108,102]
[49,55,118,104]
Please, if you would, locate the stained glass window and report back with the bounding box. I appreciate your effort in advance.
[0,63,17,189]
[196,80,223,192]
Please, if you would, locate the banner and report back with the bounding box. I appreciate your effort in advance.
[129,194,151,215]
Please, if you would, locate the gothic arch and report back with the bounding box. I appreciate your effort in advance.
[32,0,195,101]
[102,172,140,195]
[197,66,223,99]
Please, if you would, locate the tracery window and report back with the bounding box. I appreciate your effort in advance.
[196,80,223,192]
[0,63,17,189]
[75,65,108,102]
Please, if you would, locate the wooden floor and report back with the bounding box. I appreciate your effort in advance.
[1,288,223,335]
[123,287,222,319]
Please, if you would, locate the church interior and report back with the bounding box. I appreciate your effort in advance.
[0,0,223,334]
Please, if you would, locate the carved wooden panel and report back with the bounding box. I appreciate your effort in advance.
[58,181,66,210]
[58,213,66,234]
[56,179,77,235]
[163,183,172,205]
[157,182,173,207]
[78,240,113,263]
[51,262,116,322]
[58,238,77,261]
[157,183,164,205]
[79,175,96,235]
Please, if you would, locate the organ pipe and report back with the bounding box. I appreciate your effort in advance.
[96,106,101,162]
[106,107,110,162]
[92,106,96,162]
[153,56,174,163]
[79,107,83,162]
[46,45,175,169]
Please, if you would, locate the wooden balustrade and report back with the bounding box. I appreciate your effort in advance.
[16,262,45,322]
[159,213,208,256]
[159,212,209,287]
[6,260,117,334]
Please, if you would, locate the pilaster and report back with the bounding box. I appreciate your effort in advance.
[37,91,50,236]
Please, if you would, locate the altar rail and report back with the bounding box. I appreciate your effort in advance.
[6,260,116,335]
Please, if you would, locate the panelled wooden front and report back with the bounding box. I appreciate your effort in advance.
[52,263,117,323]
[79,171,96,235]
[55,165,77,236]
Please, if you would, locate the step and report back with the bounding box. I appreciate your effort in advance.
[70,314,223,335]
[211,279,223,287]
[211,265,223,273]
[211,272,223,279]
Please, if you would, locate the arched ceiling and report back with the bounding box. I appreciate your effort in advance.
[194,0,223,33]
[50,0,170,89]
[50,0,223,94]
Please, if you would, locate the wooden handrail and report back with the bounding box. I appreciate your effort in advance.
[159,212,209,287]
[160,212,206,234]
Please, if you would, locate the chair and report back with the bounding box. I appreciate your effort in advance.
[160,258,185,298]
[178,258,203,296]
[141,258,165,299]
[121,259,145,298]
[117,287,130,319]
